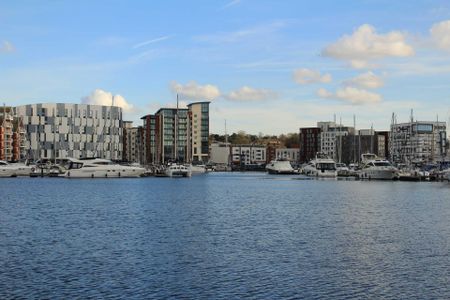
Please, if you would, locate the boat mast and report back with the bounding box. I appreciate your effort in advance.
[2,103,5,161]
[174,94,178,162]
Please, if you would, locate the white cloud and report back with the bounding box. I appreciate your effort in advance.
[170,81,221,100]
[220,0,241,10]
[132,35,172,49]
[225,86,277,101]
[293,68,332,85]
[430,20,450,51]
[317,86,382,105]
[322,24,414,68]
[344,71,384,89]
[81,89,134,112]
[0,41,15,53]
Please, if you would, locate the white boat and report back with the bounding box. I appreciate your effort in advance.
[64,158,145,178]
[165,163,192,177]
[187,164,207,174]
[0,160,33,177]
[303,155,337,178]
[266,159,295,174]
[358,153,398,180]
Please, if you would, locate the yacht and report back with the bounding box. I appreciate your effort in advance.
[0,160,33,177]
[302,154,337,178]
[64,158,145,178]
[186,164,207,174]
[358,153,398,180]
[266,159,295,174]
[165,163,192,177]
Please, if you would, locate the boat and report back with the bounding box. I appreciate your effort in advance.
[266,159,295,174]
[302,154,337,178]
[165,163,192,177]
[186,164,207,174]
[335,162,353,177]
[64,157,145,178]
[0,160,33,177]
[358,153,398,180]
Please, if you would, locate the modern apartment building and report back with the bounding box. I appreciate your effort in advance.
[231,145,266,165]
[14,103,123,160]
[0,106,27,161]
[209,142,231,165]
[299,127,321,163]
[390,120,447,164]
[275,148,300,162]
[188,102,210,163]
[141,101,210,164]
[123,121,144,164]
[318,121,355,161]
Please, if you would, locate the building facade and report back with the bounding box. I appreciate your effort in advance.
[14,103,123,160]
[318,121,355,161]
[188,102,210,163]
[299,127,321,163]
[209,142,231,165]
[123,121,144,164]
[1,106,27,161]
[390,120,447,164]
[231,145,266,165]
[141,101,210,164]
[275,148,300,162]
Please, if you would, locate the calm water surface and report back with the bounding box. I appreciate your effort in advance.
[1,173,449,299]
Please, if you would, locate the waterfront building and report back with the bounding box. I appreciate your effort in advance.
[188,102,210,163]
[275,148,299,162]
[336,130,386,165]
[0,106,27,161]
[390,120,447,164]
[209,142,231,165]
[14,103,123,160]
[123,121,144,164]
[141,101,210,164]
[299,127,321,163]
[266,140,282,163]
[318,121,355,161]
[231,145,266,166]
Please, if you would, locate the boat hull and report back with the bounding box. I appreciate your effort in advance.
[65,167,145,178]
[358,169,397,180]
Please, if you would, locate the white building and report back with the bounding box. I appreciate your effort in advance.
[14,103,123,160]
[318,121,355,160]
[275,148,299,162]
[231,145,266,165]
[209,142,231,165]
[390,120,447,164]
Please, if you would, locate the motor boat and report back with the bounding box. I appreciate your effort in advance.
[335,162,353,177]
[64,157,145,178]
[0,160,33,177]
[266,159,295,174]
[165,163,192,177]
[186,164,207,174]
[358,153,398,180]
[302,154,337,178]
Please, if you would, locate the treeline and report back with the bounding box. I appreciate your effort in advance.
[210,131,300,148]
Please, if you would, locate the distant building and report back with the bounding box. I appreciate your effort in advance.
[14,103,123,160]
[275,148,299,162]
[209,142,231,165]
[266,140,282,163]
[123,121,144,164]
[231,145,266,165]
[0,106,27,161]
[141,101,210,164]
[299,127,321,163]
[390,120,447,164]
[318,121,355,161]
[337,131,385,165]
[188,102,210,163]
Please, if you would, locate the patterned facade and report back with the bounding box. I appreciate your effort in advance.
[14,103,123,160]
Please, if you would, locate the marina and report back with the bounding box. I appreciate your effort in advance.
[1,173,449,299]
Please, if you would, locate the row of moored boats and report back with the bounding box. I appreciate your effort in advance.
[266,153,450,181]
[0,158,208,178]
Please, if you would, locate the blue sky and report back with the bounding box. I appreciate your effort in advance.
[1,0,450,134]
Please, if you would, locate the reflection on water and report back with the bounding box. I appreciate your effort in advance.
[1,174,449,298]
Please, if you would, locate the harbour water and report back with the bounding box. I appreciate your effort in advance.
[1,173,449,298]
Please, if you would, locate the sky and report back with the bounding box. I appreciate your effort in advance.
[1,0,450,134]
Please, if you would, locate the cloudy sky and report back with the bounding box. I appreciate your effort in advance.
[1,0,450,134]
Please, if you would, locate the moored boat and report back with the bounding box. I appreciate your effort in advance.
[64,157,145,178]
[266,159,295,174]
[303,154,337,178]
[358,153,398,180]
